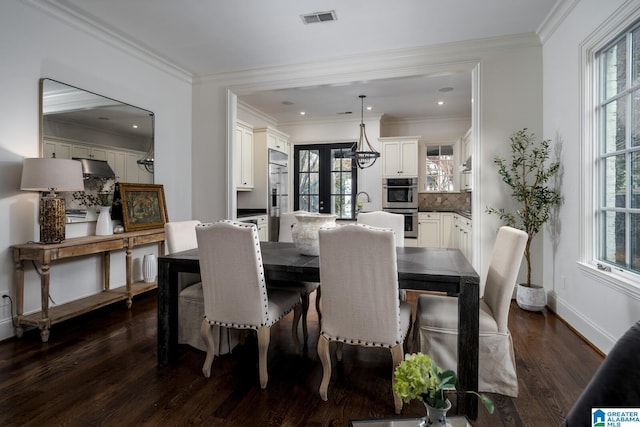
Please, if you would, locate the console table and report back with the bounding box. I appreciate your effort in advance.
[11,228,165,342]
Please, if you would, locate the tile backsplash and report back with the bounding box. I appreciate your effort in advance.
[419,192,471,212]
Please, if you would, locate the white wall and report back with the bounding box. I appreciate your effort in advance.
[542,0,638,353]
[0,1,192,340]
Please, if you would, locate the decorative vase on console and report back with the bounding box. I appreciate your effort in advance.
[291,213,337,256]
[95,205,113,236]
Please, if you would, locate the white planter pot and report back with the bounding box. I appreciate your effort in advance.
[291,213,337,256]
[516,283,546,312]
[95,206,113,236]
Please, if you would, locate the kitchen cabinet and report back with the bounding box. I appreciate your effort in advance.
[418,212,441,247]
[263,128,289,155]
[460,128,472,191]
[43,137,152,183]
[453,214,472,262]
[380,137,419,177]
[236,120,254,190]
[239,214,268,241]
[418,212,453,248]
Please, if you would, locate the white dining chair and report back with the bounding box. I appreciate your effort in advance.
[165,220,205,351]
[413,226,527,397]
[272,210,321,346]
[196,220,302,388]
[356,210,405,247]
[317,224,411,414]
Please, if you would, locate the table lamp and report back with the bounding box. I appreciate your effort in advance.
[20,158,84,244]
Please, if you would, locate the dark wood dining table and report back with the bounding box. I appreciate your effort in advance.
[157,241,480,418]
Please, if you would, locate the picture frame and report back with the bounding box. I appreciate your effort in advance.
[118,183,168,232]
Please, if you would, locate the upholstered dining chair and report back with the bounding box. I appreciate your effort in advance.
[165,220,204,351]
[317,224,411,414]
[272,210,321,346]
[414,226,527,397]
[196,220,302,388]
[356,210,405,247]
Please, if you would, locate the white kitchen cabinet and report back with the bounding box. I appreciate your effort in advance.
[418,212,441,247]
[72,144,108,161]
[460,128,472,191]
[380,137,419,177]
[239,214,268,241]
[43,139,72,159]
[236,120,254,190]
[453,214,472,262]
[263,128,289,155]
[418,212,454,248]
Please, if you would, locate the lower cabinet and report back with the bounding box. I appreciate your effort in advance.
[452,214,472,262]
[417,212,454,249]
[238,214,268,241]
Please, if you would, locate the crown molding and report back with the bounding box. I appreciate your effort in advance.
[381,114,471,127]
[27,0,193,83]
[237,100,278,127]
[193,33,541,92]
[537,0,581,44]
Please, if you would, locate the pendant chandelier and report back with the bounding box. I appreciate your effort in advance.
[349,95,380,169]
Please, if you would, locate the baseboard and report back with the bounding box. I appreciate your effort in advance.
[547,291,614,355]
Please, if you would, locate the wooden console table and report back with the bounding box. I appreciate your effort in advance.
[12,228,165,342]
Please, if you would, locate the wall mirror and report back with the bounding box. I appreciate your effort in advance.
[39,78,154,222]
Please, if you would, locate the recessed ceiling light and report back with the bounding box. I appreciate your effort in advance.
[439,87,454,93]
[300,111,306,115]
[132,124,138,129]
[366,106,372,111]
[438,101,444,105]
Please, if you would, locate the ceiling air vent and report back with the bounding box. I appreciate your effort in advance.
[301,10,337,24]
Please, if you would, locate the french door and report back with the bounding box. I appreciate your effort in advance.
[294,143,357,219]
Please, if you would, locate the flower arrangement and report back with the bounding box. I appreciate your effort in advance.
[393,353,494,413]
[72,176,118,207]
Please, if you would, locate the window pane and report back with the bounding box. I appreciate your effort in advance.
[602,211,626,265]
[603,155,626,208]
[632,213,640,272]
[633,90,640,147]
[603,36,627,99]
[633,27,640,85]
[633,152,640,208]
[603,97,627,152]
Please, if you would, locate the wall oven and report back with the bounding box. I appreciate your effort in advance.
[383,207,418,238]
[383,178,418,209]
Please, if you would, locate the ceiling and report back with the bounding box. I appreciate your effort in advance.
[39,0,559,123]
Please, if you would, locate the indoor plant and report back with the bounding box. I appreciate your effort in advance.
[393,353,493,425]
[486,128,561,311]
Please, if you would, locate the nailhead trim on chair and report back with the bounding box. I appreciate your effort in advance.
[320,332,405,348]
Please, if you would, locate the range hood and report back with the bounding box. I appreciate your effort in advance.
[73,158,116,179]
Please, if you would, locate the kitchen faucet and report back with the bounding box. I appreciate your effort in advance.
[356,191,371,212]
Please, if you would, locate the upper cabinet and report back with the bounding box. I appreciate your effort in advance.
[236,120,254,191]
[380,137,419,178]
[263,127,289,155]
[460,128,472,191]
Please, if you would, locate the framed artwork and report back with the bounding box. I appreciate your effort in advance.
[118,183,168,231]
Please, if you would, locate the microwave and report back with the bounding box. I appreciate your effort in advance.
[383,178,418,209]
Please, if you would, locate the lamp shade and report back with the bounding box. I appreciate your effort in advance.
[20,158,84,193]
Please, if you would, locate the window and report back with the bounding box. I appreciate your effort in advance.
[425,144,454,192]
[595,20,640,275]
[294,143,357,219]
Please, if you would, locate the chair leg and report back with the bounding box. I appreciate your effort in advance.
[336,342,344,362]
[291,303,302,354]
[257,326,270,389]
[315,286,322,323]
[318,335,331,401]
[391,344,404,414]
[301,294,310,348]
[200,319,217,378]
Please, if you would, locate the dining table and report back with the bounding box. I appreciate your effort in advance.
[157,241,480,418]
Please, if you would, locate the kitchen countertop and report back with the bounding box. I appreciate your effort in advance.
[419,209,472,220]
[237,208,267,218]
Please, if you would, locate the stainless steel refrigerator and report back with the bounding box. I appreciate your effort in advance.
[268,149,288,241]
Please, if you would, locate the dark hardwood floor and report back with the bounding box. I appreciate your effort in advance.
[0,290,603,426]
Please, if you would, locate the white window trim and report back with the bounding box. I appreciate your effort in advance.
[580,1,640,288]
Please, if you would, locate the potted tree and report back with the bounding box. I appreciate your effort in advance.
[486,128,561,311]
